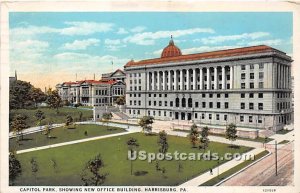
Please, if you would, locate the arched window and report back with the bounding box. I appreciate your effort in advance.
[188,98,193,108]
[182,98,186,107]
[175,98,179,107]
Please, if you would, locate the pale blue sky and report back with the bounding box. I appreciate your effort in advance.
[9,12,292,89]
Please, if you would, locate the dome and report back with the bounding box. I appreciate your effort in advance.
[161,38,182,58]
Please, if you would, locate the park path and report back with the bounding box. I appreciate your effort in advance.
[16,130,138,154]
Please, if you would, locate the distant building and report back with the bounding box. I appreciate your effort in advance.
[56,69,126,106]
[9,70,17,84]
[124,38,293,131]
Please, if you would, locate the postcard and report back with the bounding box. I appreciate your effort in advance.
[1,1,299,193]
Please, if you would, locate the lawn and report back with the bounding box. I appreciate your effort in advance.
[9,107,93,130]
[200,150,269,186]
[10,124,126,151]
[13,133,252,186]
[276,129,292,135]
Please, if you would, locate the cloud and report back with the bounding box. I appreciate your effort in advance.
[200,32,270,44]
[245,39,282,46]
[104,39,121,45]
[123,28,215,45]
[130,26,146,33]
[62,38,100,50]
[116,28,129,34]
[104,39,126,51]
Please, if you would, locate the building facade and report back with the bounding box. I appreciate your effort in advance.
[56,69,126,106]
[124,39,293,131]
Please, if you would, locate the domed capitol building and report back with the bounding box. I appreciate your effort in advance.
[124,38,293,131]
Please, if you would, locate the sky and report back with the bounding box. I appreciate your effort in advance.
[9,12,292,90]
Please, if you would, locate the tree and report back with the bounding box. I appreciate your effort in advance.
[102,113,112,130]
[35,110,45,127]
[65,115,73,126]
[127,138,139,175]
[30,87,47,107]
[188,124,199,148]
[225,123,238,147]
[138,116,154,134]
[79,111,83,121]
[199,126,210,150]
[11,114,28,141]
[30,157,39,184]
[80,154,107,186]
[9,152,22,185]
[46,89,62,114]
[157,130,168,154]
[115,95,125,105]
[43,123,52,138]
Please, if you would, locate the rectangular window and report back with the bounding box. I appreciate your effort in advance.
[241,65,246,70]
[202,93,206,98]
[249,103,254,110]
[250,82,254,89]
[138,101,141,105]
[240,115,244,122]
[209,94,213,98]
[217,102,221,108]
[202,102,206,108]
[202,113,205,119]
[249,93,254,98]
[225,102,229,109]
[217,94,221,98]
[216,114,220,120]
[259,72,264,79]
[241,83,245,89]
[209,114,212,120]
[258,116,263,123]
[159,101,162,106]
[258,93,263,98]
[224,115,228,121]
[249,116,253,123]
[154,101,156,106]
[209,102,213,108]
[241,103,245,109]
[241,93,245,98]
[258,103,263,110]
[165,101,167,106]
[225,93,229,98]
[195,113,198,119]
[149,101,151,106]
[250,73,254,79]
[259,63,264,69]
[250,64,254,69]
[241,73,246,80]
[170,101,173,107]
[195,102,199,108]
[259,82,264,88]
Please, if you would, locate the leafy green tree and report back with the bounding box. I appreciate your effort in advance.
[30,87,47,107]
[127,138,139,175]
[157,130,168,154]
[46,89,62,114]
[188,124,199,148]
[43,123,52,138]
[9,152,22,185]
[199,126,210,150]
[138,116,154,134]
[30,157,38,184]
[79,111,83,121]
[35,110,45,127]
[80,154,107,186]
[11,114,28,141]
[65,115,73,126]
[102,113,112,130]
[115,95,125,105]
[225,123,238,147]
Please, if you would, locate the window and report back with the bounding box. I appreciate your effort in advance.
[202,113,205,119]
[259,63,264,69]
[258,103,263,110]
[195,102,199,108]
[188,98,193,108]
[158,111,161,116]
[259,82,264,88]
[249,103,254,110]
[149,94,151,97]
[209,94,213,98]
[258,116,263,123]
[241,93,245,98]
[165,94,167,97]
[216,114,220,120]
[217,102,221,108]
[259,72,264,79]
[209,114,212,120]
[182,98,186,107]
[195,113,198,119]
[202,93,206,98]
[249,93,254,98]
[159,94,162,97]
[154,94,156,97]
[202,102,206,108]
[241,83,245,89]
[258,93,263,98]
[249,116,253,123]
[170,101,173,107]
[165,101,167,106]
[240,115,244,122]
[241,65,246,70]
[241,103,245,109]
[209,102,213,108]
[250,73,254,79]
[225,93,229,98]
[250,64,254,69]
[225,102,229,109]
[130,101,132,105]
[217,94,221,98]
[224,115,228,121]
[154,101,157,106]
[250,83,254,89]
[241,73,246,80]
[149,101,151,106]
[175,98,179,107]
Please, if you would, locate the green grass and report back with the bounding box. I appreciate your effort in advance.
[173,128,273,143]
[9,107,93,130]
[200,150,269,186]
[10,124,126,151]
[278,140,290,145]
[276,129,292,135]
[13,133,252,186]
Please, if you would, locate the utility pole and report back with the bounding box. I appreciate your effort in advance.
[275,140,278,176]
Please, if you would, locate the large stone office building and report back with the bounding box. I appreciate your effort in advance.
[124,39,293,131]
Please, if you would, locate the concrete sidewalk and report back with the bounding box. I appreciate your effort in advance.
[179,148,266,186]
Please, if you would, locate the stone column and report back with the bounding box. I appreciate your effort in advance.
[180,70,183,90]
[174,70,178,90]
[200,68,203,90]
[162,71,166,90]
[193,69,196,90]
[89,85,92,105]
[207,67,211,90]
[230,66,234,89]
[157,71,161,90]
[152,72,155,90]
[286,66,288,89]
[222,66,226,89]
[214,67,218,90]
[168,70,172,90]
[186,69,190,90]
[146,71,150,91]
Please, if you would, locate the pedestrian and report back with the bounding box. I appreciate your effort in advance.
[210,168,213,175]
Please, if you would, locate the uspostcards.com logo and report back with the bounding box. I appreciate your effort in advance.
[128,150,255,163]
